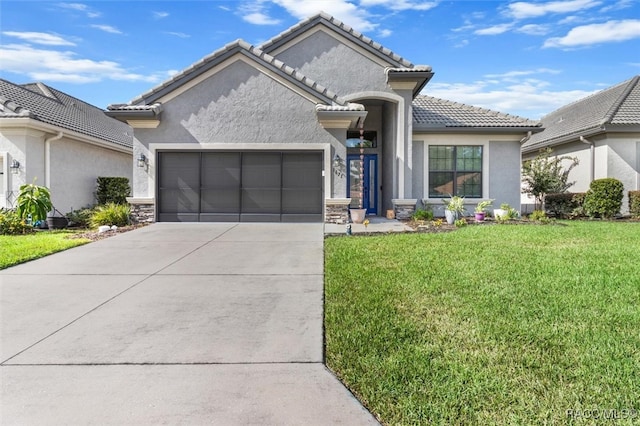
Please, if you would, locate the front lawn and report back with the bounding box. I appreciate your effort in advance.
[0,231,90,269]
[325,222,640,425]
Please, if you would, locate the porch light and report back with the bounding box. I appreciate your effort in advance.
[333,154,342,169]
[10,159,20,174]
[137,153,147,168]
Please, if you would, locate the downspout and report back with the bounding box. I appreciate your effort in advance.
[579,136,595,182]
[520,131,532,145]
[44,132,64,188]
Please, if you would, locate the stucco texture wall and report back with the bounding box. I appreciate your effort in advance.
[49,137,132,213]
[272,30,392,97]
[413,133,522,215]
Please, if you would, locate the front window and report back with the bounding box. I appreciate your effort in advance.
[428,145,482,197]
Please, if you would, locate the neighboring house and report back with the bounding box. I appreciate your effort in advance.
[0,79,133,214]
[107,13,540,223]
[522,75,640,214]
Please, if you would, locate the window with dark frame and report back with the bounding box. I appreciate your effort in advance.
[346,130,377,148]
[428,145,482,197]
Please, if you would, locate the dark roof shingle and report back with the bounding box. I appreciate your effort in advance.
[523,75,640,151]
[0,79,132,149]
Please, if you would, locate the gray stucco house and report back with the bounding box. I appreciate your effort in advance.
[522,75,640,214]
[107,13,540,223]
[0,79,133,214]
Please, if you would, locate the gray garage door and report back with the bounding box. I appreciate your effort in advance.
[157,151,323,222]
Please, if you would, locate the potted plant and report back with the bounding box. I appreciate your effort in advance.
[16,180,53,226]
[493,203,511,220]
[474,199,493,222]
[443,195,465,224]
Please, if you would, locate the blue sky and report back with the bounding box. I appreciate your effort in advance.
[1,0,639,119]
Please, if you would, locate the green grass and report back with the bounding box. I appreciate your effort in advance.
[0,231,90,269]
[325,222,640,425]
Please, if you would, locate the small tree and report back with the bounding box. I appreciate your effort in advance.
[16,179,53,223]
[522,148,579,210]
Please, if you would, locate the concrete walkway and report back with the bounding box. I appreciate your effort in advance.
[0,223,379,425]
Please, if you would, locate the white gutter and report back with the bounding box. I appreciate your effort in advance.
[579,136,595,182]
[44,131,63,188]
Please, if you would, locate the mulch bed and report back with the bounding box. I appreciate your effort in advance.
[69,224,148,242]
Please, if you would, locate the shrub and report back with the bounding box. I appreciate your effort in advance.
[96,177,131,205]
[0,209,33,235]
[583,178,624,219]
[454,218,467,227]
[629,191,640,218]
[16,180,53,223]
[545,192,586,218]
[412,208,434,221]
[89,203,131,228]
[66,206,95,228]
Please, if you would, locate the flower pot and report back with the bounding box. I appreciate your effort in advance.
[46,216,68,230]
[445,210,457,225]
[475,212,485,222]
[493,209,506,220]
[349,208,367,224]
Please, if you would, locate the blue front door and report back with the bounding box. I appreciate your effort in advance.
[347,154,378,215]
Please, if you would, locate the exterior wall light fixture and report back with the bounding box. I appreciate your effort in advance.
[10,159,20,174]
[137,153,147,168]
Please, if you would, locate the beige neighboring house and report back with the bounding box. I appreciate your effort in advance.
[522,75,640,214]
[0,79,133,214]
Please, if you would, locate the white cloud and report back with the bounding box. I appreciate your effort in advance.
[153,11,169,19]
[475,23,514,35]
[165,32,190,38]
[2,31,76,46]
[544,19,640,48]
[517,24,550,35]
[359,0,438,11]
[505,0,602,19]
[58,3,100,18]
[0,44,161,84]
[90,24,123,34]
[272,0,377,32]
[600,0,634,12]
[485,69,561,79]
[454,39,469,48]
[378,28,393,38]
[243,12,282,25]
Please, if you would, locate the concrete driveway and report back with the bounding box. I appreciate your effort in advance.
[0,223,378,425]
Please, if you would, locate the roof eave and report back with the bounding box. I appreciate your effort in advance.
[413,124,543,134]
[387,70,434,97]
[0,117,132,153]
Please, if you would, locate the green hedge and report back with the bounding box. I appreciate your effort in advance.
[583,178,624,219]
[96,177,130,205]
[630,191,640,218]
[544,192,585,218]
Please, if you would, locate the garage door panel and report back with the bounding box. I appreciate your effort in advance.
[201,153,241,187]
[158,188,199,214]
[242,153,281,188]
[200,213,240,222]
[242,189,281,213]
[283,153,323,188]
[201,189,240,213]
[282,189,322,214]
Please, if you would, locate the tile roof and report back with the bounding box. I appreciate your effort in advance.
[413,95,541,130]
[124,40,347,108]
[0,79,132,149]
[523,75,640,152]
[259,12,414,69]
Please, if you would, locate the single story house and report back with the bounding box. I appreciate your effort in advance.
[0,79,133,214]
[522,75,640,215]
[107,12,541,223]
